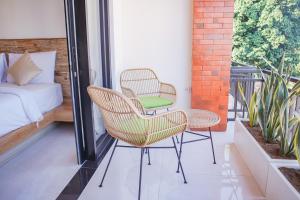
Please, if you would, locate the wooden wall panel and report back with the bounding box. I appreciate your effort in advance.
[0,38,71,101]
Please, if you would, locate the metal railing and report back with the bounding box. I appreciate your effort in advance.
[228,65,263,121]
[228,64,300,121]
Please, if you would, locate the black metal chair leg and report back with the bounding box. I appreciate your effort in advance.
[138,148,145,200]
[175,135,180,144]
[176,133,184,173]
[209,127,216,164]
[147,148,151,165]
[172,136,187,184]
[99,140,119,187]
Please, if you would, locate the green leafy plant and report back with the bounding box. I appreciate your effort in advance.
[277,79,293,155]
[259,55,300,156]
[293,123,300,165]
[233,0,300,76]
[255,55,288,143]
[256,69,281,143]
[278,80,300,156]
[238,82,258,127]
[237,52,300,157]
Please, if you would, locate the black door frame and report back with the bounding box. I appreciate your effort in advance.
[99,0,112,89]
[64,0,113,164]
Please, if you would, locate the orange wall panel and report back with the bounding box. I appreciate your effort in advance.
[191,0,234,131]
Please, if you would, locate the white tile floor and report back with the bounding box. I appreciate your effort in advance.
[0,123,79,200]
[79,122,266,200]
[0,121,266,200]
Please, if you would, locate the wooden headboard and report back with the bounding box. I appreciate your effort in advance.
[0,38,71,101]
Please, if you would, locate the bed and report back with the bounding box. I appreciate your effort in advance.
[0,38,73,154]
[0,83,63,136]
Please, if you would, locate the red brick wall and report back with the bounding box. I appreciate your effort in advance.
[191,0,234,131]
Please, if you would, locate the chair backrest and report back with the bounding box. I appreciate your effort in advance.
[87,86,147,142]
[120,68,160,97]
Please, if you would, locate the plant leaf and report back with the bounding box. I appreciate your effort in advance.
[294,123,300,165]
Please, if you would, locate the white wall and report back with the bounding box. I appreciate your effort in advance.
[0,0,66,39]
[110,0,192,109]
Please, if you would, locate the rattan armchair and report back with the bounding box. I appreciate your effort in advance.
[87,86,188,200]
[120,68,176,112]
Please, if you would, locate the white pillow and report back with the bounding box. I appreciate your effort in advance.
[0,53,8,83]
[7,51,56,84]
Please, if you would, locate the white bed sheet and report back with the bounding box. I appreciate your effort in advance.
[0,83,63,137]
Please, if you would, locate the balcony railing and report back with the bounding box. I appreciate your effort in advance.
[228,63,300,121]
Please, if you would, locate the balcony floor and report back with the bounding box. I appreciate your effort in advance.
[0,121,266,200]
[79,121,265,200]
[0,124,79,200]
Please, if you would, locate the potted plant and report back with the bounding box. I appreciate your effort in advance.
[234,56,300,194]
[266,124,300,200]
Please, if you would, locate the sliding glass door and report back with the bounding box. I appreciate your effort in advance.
[64,0,113,164]
[87,0,114,160]
[86,0,105,142]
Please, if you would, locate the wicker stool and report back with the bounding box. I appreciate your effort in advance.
[176,109,220,172]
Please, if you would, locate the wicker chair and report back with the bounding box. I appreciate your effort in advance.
[120,68,176,112]
[87,86,188,200]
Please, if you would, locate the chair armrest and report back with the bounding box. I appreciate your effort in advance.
[145,110,188,134]
[121,86,137,99]
[130,98,145,115]
[159,82,176,102]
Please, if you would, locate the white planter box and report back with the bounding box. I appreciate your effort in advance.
[234,119,297,195]
[266,163,300,200]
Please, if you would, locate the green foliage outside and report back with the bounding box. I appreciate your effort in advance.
[233,0,300,76]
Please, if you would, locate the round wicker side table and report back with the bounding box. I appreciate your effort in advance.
[176,109,220,172]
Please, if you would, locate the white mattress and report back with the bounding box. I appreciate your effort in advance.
[0,83,63,136]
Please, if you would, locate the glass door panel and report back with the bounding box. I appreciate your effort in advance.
[86,0,106,141]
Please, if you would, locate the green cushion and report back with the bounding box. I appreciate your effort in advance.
[139,96,173,109]
[117,118,148,134]
[115,117,177,146]
[117,117,171,134]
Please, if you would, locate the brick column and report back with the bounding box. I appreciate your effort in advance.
[191,0,234,131]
